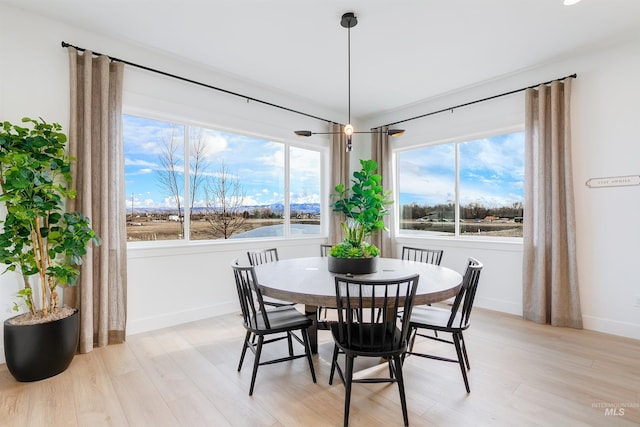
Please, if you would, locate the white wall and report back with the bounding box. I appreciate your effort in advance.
[366,32,640,340]
[125,238,326,335]
[1,5,639,365]
[0,4,334,363]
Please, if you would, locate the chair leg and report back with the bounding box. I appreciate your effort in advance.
[460,333,470,370]
[453,333,470,393]
[343,355,354,427]
[238,330,251,371]
[318,306,328,319]
[393,355,410,427]
[287,331,294,357]
[249,335,264,396]
[401,328,415,365]
[301,327,317,383]
[409,327,417,352]
[329,344,339,385]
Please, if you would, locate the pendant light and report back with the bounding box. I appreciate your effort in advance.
[294,12,405,152]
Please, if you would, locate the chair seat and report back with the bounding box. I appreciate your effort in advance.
[331,321,405,356]
[262,295,294,307]
[250,306,311,333]
[409,305,467,332]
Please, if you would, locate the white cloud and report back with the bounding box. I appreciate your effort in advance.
[193,130,229,158]
[125,157,157,167]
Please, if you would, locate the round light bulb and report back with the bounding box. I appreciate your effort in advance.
[344,124,354,136]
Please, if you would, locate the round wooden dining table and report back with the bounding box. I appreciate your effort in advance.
[253,256,463,353]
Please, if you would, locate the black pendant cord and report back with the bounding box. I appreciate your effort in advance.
[347,25,351,126]
[383,73,577,128]
[61,41,336,125]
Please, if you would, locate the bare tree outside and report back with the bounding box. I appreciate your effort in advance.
[204,161,247,239]
[189,128,209,213]
[156,126,184,234]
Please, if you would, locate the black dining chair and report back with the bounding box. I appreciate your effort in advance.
[247,248,294,307]
[405,257,483,393]
[401,246,443,265]
[329,274,420,427]
[231,260,317,396]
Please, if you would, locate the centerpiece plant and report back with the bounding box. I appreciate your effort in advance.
[0,117,100,321]
[329,159,393,260]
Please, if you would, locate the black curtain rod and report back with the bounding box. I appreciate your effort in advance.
[383,73,577,128]
[61,41,336,125]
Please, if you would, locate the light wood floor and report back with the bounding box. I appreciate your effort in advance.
[1,308,639,427]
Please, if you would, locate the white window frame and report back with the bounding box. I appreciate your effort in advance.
[393,125,524,242]
[122,107,329,248]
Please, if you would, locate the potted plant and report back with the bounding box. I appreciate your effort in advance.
[0,117,100,382]
[328,159,393,274]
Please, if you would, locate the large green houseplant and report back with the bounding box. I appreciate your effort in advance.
[0,117,100,381]
[328,159,392,273]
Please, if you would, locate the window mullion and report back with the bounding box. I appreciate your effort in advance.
[455,142,460,236]
[284,143,290,237]
[183,124,190,241]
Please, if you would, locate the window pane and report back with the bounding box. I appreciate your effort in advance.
[398,144,456,236]
[189,126,285,240]
[459,132,524,237]
[290,146,321,235]
[398,131,524,238]
[124,114,321,243]
[124,115,185,241]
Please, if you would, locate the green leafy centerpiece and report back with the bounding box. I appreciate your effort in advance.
[328,159,392,274]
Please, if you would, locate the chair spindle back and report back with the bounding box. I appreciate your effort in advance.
[231,260,270,330]
[401,246,444,265]
[334,275,419,353]
[247,248,279,266]
[447,257,483,329]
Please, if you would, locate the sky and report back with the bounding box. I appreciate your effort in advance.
[397,131,524,208]
[123,114,321,211]
[124,115,523,212]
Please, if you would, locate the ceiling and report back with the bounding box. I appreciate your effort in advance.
[4,0,640,122]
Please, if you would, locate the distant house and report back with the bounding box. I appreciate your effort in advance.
[168,215,181,222]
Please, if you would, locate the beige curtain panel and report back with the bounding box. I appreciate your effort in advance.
[370,126,394,258]
[523,79,582,328]
[329,123,350,245]
[66,48,128,352]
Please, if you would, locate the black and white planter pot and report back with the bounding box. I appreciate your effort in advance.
[3,308,79,382]
[327,256,379,275]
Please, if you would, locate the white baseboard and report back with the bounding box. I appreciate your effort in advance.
[126,301,238,336]
[475,296,521,316]
[582,315,640,340]
[0,302,238,366]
